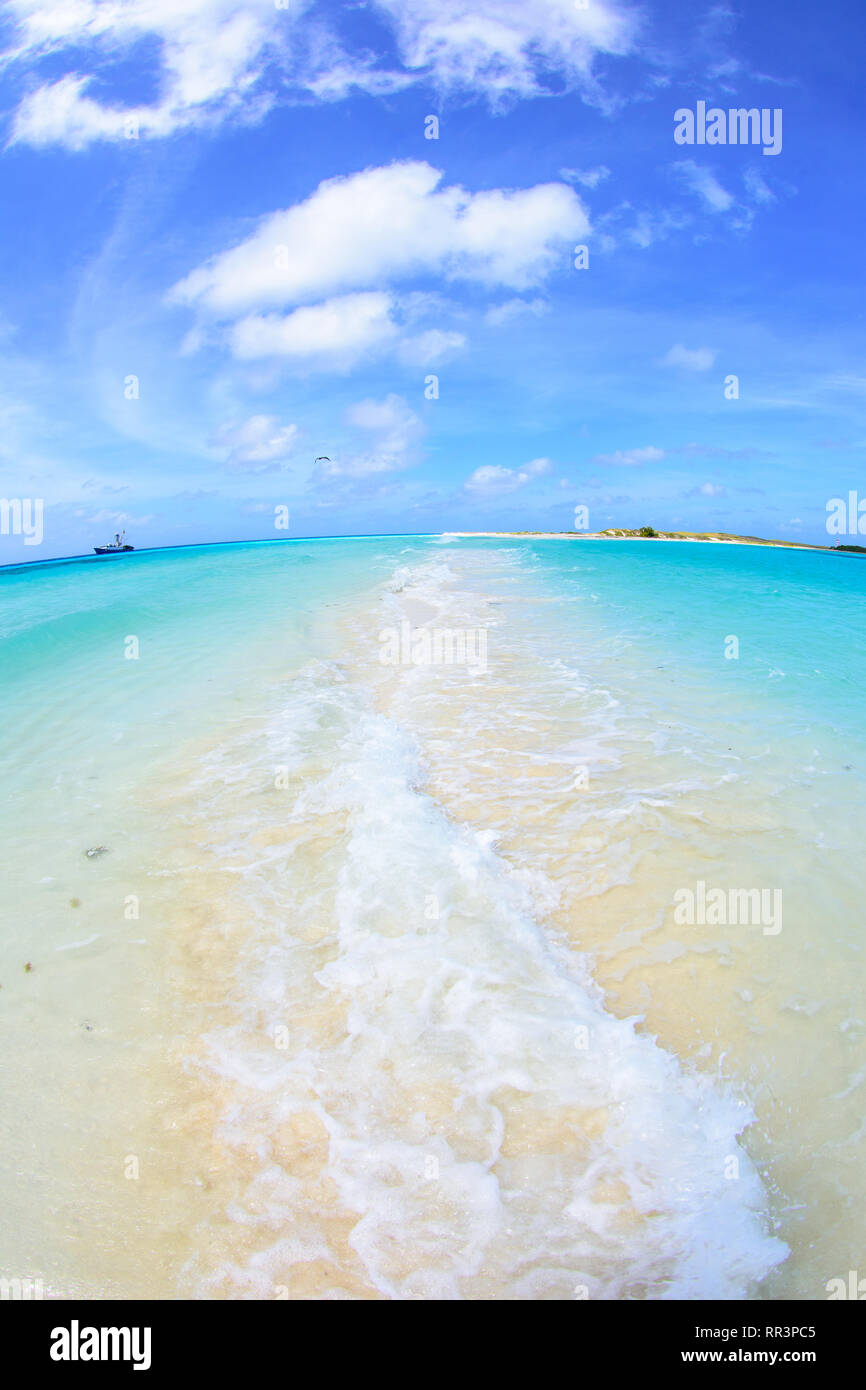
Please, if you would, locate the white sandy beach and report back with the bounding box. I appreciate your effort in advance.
[443,531,831,551]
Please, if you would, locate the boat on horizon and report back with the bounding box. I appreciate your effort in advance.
[94,530,134,555]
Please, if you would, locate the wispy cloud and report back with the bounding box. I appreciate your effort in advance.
[673,160,735,213]
[661,343,717,371]
[397,329,466,366]
[367,0,638,103]
[484,298,549,326]
[5,0,640,149]
[686,481,727,497]
[7,0,289,149]
[672,443,775,460]
[589,446,665,468]
[464,457,552,494]
[560,165,611,189]
[315,394,425,480]
[210,415,299,472]
[744,167,775,205]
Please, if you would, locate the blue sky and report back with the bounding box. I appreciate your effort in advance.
[0,0,863,560]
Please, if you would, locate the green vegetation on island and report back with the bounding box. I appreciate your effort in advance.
[588,528,864,553]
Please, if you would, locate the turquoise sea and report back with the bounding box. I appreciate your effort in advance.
[1,536,864,1298]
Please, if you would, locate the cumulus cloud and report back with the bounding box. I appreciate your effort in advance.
[589,446,664,467]
[172,162,587,369]
[464,457,552,494]
[228,291,466,371]
[211,414,299,471]
[661,344,717,372]
[230,293,399,369]
[173,162,589,316]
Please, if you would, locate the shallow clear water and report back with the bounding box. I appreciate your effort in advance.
[1,536,863,1299]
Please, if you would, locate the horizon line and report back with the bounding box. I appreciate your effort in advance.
[1,528,858,577]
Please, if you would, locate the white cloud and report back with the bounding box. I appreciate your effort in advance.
[687,481,726,497]
[5,0,637,149]
[397,328,466,366]
[211,414,298,471]
[12,75,127,150]
[593,201,690,253]
[81,479,130,495]
[590,446,664,467]
[230,293,399,368]
[173,162,590,316]
[7,0,294,148]
[464,457,552,494]
[226,290,467,370]
[560,165,611,189]
[673,160,734,213]
[661,344,717,372]
[744,167,775,206]
[317,394,425,479]
[374,0,637,101]
[303,53,415,103]
[83,508,154,527]
[625,209,682,248]
[484,297,549,325]
[173,162,586,372]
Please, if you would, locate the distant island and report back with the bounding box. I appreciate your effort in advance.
[445,528,866,554]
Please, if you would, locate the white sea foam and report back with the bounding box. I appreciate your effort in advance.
[181,574,788,1298]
